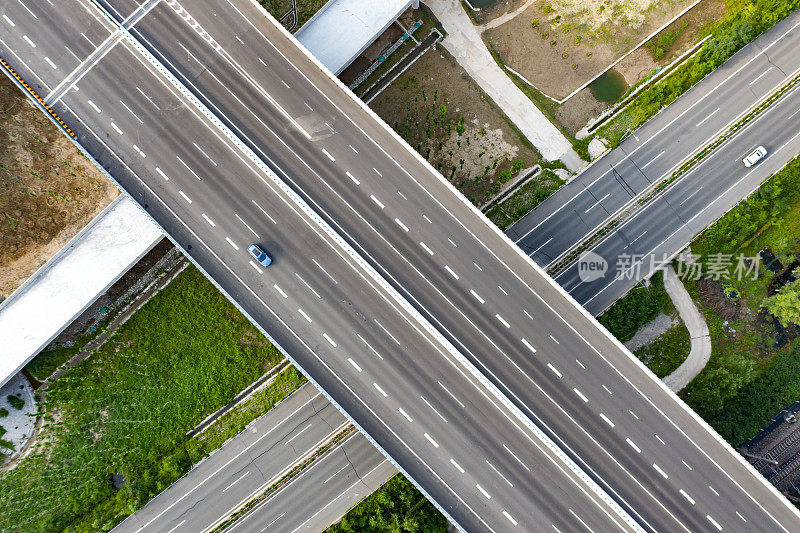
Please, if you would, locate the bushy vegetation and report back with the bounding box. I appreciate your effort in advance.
[598,270,670,342]
[0,408,8,418]
[7,394,24,410]
[327,474,449,533]
[634,324,690,378]
[486,168,564,229]
[1,266,292,532]
[601,0,800,144]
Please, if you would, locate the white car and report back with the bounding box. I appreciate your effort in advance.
[743,146,767,167]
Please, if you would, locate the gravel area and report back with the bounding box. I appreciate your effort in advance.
[0,373,36,463]
[624,312,678,352]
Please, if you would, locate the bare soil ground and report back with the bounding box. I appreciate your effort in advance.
[485,0,697,101]
[0,76,118,299]
[368,47,540,205]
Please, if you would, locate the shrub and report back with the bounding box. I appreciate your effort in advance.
[598,271,669,342]
[7,395,24,411]
[0,408,7,418]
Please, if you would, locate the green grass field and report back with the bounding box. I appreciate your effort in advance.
[4,266,300,532]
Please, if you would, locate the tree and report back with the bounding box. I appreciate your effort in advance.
[763,271,800,327]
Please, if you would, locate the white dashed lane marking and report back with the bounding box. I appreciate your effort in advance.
[398,408,413,422]
[178,190,192,203]
[323,333,337,347]
[201,213,215,227]
[419,242,434,255]
[424,433,439,448]
[450,458,465,473]
[347,358,362,372]
[225,237,239,250]
[373,382,388,397]
[273,284,288,298]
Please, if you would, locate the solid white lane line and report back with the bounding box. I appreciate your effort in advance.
[530,237,552,256]
[374,319,401,346]
[422,214,433,224]
[356,333,383,360]
[251,200,277,224]
[135,86,160,110]
[470,290,485,304]
[585,193,610,213]
[475,484,491,499]
[472,261,482,271]
[347,358,362,372]
[736,511,747,522]
[498,285,508,296]
[447,238,457,247]
[44,56,57,69]
[312,259,338,284]
[450,458,465,473]
[64,46,80,61]
[641,150,665,170]
[575,359,585,369]
[119,100,143,123]
[321,148,335,162]
[626,438,641,453]
[600,413,615,428]
[395,218,409,232]
[682,460,693,470]
[178,190,192,203]
[273,284,288,298]
[193,142,218,166]
[110,122,123,135]
[419,241,434,255]
[654,434,666,445]
[369,195,385,209]
[222,471,250,492]
[295,273,322,299]
[323,333,337,347]
[280,80,290,89]
[345,171,360,185]
[573,388,588,403]
[652,463,669,479]
[166,520,185,533]
[444,265,459,280]
[437,381,465,408]
[502,511,518,526]
[547,363,562,378]
[520,338,537,354]
[81,33,96,47]
[708,485,720,496]
[750,66,773,85]
[16,0,38,19]
[304,102,313,111]
[249,261,263,274]
[602,384,613,395]
[177,156,203,181]
[696,107,720,127]
[707,515,722,531]
[284,423,312,446]
[398,408,413,422]
[502,443,531,472]
[202,213,215,227]
[373,382,388,397]
[486,459,513,487]
[225,237,239,250]
[628,409,640,420]
[423,433,439,448]
[2,15,15,26]
[349,144,358,154]
[23,35,36,48]
[298,309,312,323]
[495,314,511,328]
[680,489,695,505]
[549,334,559,344]
[235,213,260,238]
[373,167,382,177]
[569,509,594,533]
[323,465,349,485]
[421,396,447,423]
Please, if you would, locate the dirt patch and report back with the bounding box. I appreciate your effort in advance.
[369,47,539,205]
[484,0,699,101]
[0,76,118,299]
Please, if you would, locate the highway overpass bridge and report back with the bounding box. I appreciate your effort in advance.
[1,0,798,531]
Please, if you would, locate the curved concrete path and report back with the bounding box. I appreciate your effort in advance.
[661,264,711,392]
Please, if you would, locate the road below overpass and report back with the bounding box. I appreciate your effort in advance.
[2,0,800,531]
[509,11,800,276]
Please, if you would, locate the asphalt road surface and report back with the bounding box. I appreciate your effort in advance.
[509,11,800,275]
[3,1,800,531]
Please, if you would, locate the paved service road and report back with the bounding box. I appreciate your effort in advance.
[115,383,351,533]
[3,1,800,532]
[509,11,800,271]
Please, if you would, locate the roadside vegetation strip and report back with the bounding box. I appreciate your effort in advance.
[212,425,356,533]
[598,0,800,146]
[548,69,800,276]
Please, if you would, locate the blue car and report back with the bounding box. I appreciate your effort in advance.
[248,244,272,267]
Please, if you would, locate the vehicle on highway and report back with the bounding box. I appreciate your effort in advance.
[743,146,768,167]
[248,244,272,266]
